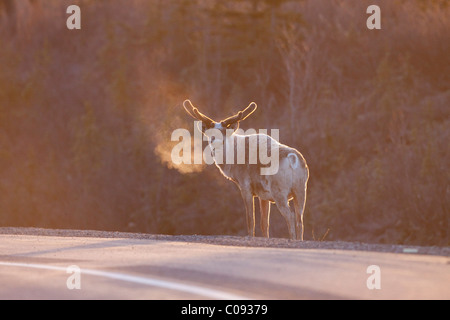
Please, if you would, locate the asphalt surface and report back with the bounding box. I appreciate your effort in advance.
[0,232,449,299]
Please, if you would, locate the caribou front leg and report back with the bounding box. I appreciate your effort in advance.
[259,198,271,238]
[241,190,255,237]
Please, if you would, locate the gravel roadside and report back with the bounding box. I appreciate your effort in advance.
[0,227,448,257]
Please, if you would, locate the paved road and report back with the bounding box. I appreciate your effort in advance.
[0,234,449,299]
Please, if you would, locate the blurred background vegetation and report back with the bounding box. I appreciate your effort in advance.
[0,0,448,245]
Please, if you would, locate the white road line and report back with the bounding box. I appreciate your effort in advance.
[0,261,249,300]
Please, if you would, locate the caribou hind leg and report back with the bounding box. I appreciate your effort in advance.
[259,198,271,238]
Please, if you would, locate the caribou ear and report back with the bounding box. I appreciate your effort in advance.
[228,121,239,132]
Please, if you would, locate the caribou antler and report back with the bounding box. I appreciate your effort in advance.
[183,99,215,127]
[221,102,257,127]
[183,99,257,128]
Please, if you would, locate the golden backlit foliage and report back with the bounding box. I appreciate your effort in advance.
[0,0,448,244]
